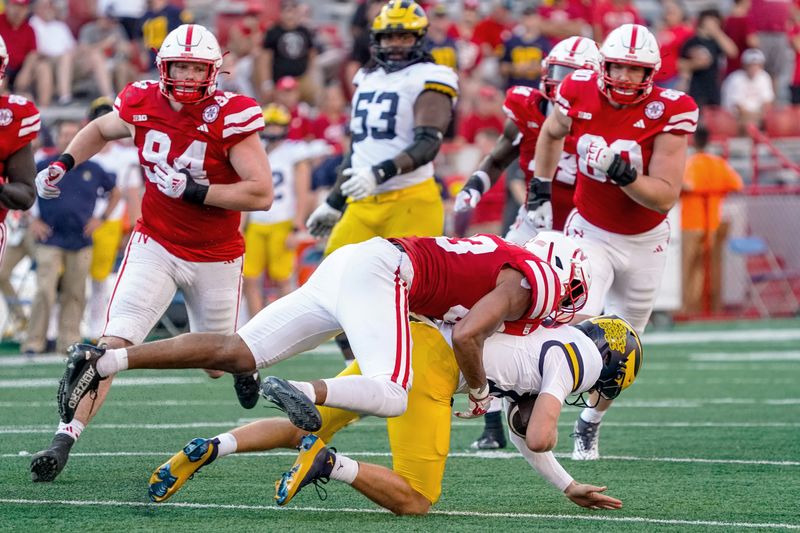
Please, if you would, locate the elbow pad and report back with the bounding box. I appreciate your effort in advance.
[403,126,444,169]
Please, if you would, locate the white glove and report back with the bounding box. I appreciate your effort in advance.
[153,165,188,199]
[306,202,342,238]
[585,141,616,174]
[454,188,482,212]
[340,167,378,200]
[526,200,553,230]
[454,384,493,419]
[35,161,68,199]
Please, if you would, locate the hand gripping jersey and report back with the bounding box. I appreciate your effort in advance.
[391,234,562,335]
[114,80,264,261]
[555,70,698,235]
[249,141,306,225]
[0,94,40,224]
[502,85,578,231]
[349,62,458,194]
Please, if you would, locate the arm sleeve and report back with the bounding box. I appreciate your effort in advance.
[507,409,574,491]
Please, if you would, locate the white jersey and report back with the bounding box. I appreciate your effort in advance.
[448,324,602,403]
[92,141,143,221]
[350,62,458,193]
[250,141,307,225]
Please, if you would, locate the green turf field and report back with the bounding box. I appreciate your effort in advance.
[1,319,799,532]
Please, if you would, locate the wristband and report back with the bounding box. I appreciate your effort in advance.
[372,159,399,184]
[465,170,491,194]
[469,383,490,399]
[56,153,76,172]
[178,169,209,205]
[326,189,347,211]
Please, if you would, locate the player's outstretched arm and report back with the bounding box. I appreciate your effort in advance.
[0,143,36,210]
[564,481,623,509]
[210,133,273,211]
[65,111,132,166]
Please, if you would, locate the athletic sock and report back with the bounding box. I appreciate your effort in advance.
[287,380,316,404]
[96,348,128,377]
[55,420,85,442]
[328,452,359,484]
[483,410,503,432]
[580,407,606,424]
[213,432,238,457]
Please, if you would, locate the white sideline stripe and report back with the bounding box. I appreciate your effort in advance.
[4,450,798,467]
[0,499,797,529]
[3,420,799,434]
[0,377,207,388]
[690,352,800,362]
[642,329,800,345]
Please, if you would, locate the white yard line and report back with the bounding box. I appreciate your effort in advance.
[0,377,207,388]
[690,352,800,361]
[0,498,797,529]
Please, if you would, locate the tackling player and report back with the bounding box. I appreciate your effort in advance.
[0,34,38,263]
[57,233,590,439]
[534,24,698,460]
[454,35,601,449]
[30,24,273,483]
[144,314,640,514]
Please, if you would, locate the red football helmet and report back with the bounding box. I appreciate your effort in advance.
[598,24,661,105]
[156,24,222,104]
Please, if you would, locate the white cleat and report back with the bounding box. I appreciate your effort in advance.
[571,418,601,460]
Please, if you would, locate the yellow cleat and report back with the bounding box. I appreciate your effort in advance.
[148,437,219,502]
[274,434,336,506]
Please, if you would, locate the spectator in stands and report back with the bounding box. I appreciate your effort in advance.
[593,0,643,42]
[448,0,482,76]
[23,120,119,355]
[723,0,752,76]
[679,10,738,106]
[721,48,774,133]
[0,0,39,98]
[790,11,800,104]
[345,0,384,98]
[456,85,504,145]
[426,4,459,71]
[219,10,265,97]
[29,0,79,106]
[472,0,512,59]
[538,0,589,46]
[312,83,349,156]
[137,0,192,73]
[0,211,37,338]
[747,0,793,103]
[78,6,135,96]
[100,0,147,41]
[499,7,551,90]
[259,0,318,104]
[680,126,743,314]
[274,76,315,142]
[655,0,694,89]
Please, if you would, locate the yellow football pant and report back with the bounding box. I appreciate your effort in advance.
[243,220,295,281]
[325,178,444,256]
[315,322,459,504]
[90,219,123,281]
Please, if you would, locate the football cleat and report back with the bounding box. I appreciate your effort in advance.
[260,376,322,432]
[58,343,107,423]
[571,418,601,460]
[274,434,335,506]
[233,371,260,409]
[470,430,507,450]
[30,433,75,482]
[148,437,219,502]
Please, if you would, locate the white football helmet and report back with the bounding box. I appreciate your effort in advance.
[156,24,222,104]
[524,231,591,324]
[0,34,8,82]
[598,23,661,105]
[540,36,601,101]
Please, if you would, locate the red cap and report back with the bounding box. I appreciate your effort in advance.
[276,76,299,91]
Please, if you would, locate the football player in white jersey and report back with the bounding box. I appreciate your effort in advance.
[144,315,640,514]
[242,104,311,318]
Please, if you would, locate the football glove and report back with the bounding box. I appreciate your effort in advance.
[341,167,379,200]
[154,165,189,199]
[35,161,68,199]
[585,141,637,186]
[525,177,553,230]
[455,384,493,419]
[306,202,342,238]
[454,171,491,213]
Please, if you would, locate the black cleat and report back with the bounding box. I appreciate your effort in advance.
[233,372,260,409]
[470,430,507,450]
[58,343,107,423]
[260,376,322,432]
[30,434,75,482]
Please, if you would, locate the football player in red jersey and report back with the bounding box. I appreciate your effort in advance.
[30,24,273,483]
[57,232,590,442]
[534,23,698,460]
[455,35,600,449]
[0,34,38,263]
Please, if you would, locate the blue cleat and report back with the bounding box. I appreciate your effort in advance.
[274,434,336,506]
[148,437,219,502]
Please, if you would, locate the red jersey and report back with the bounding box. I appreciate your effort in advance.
[0,94,40,224]
[555,71,698,235]
[114,81,264,261]
[502,85,576,230]
[392,234,562,335]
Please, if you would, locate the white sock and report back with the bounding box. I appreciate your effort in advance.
[213,432,238,457]
[329,453,359,484]
[95,348,128,378]
[56,420,85,441]
[580,407,606,424]
[288,380,316,404]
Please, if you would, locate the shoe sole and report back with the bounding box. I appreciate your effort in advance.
[234,374,260,409]
[30,453,63,482]
[261,378,322,432]
[275,435,326,506]
[148,439,213,502]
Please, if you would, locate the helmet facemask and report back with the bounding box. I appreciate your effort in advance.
[159,59,218,104]
[601,60,655,105]
[541,62,580,101]
[371,29,427,72]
